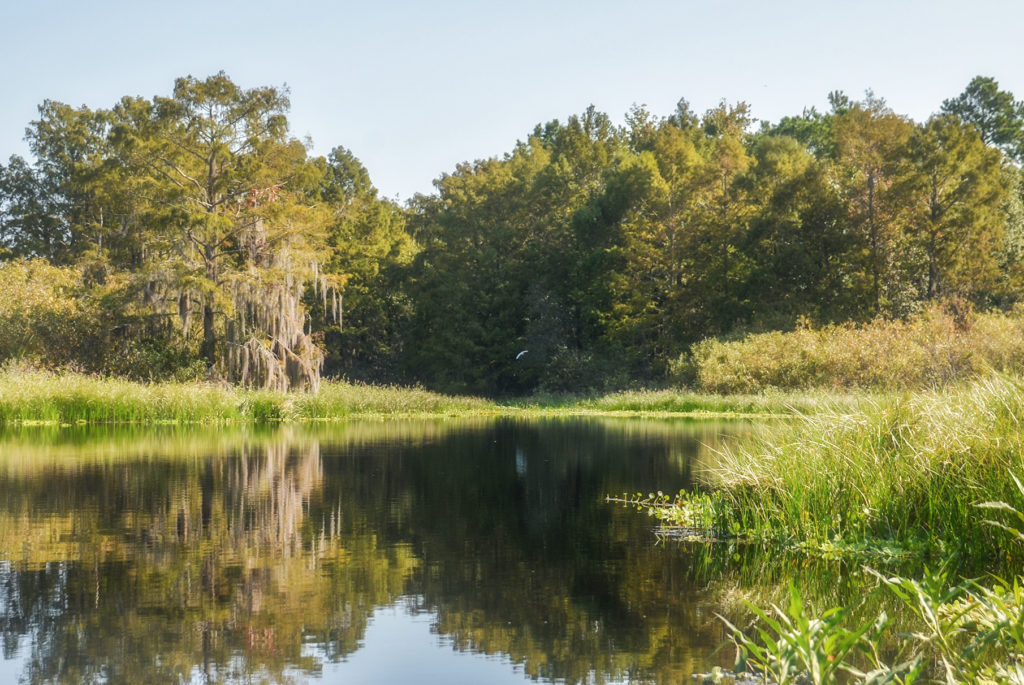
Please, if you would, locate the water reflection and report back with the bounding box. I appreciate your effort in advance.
[0,418,750,683]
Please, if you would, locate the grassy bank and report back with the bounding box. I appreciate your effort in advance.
[634,373,1024,682]
[645,373,1024,568]
[515,388,858,416]
[679,305,1024,393]
[0,369,834,424]
[0,370,497,424]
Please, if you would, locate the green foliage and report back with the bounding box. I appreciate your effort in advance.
[3,75,1024,395]
[898,115,1010,301]
[311,147,416,382]
[720,585,888,685]
[942,75,1024,163]
[613,489,737,540]
[0,258,203,380]
[0,259,99,365]
[685,374,1024,570]
[712,500,1024,683]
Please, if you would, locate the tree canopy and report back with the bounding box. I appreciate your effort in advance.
[1,73,1022,393]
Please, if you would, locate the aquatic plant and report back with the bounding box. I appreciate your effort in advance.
[684,374,1024,567]
[700,480,1024,684]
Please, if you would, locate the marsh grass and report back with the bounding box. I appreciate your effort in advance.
[0,369,495,424]
[290,381,495,418]
[644,374,1024,569]
[0,368,846,424]
[514,388,861,417]
[682,306,1024,394]
[0,370,243,423]
[704,494,1024,684]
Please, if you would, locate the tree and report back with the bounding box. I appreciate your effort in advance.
[900,115,1009,300]
[942,76,1024,163]
[740,135,853,325]
[0,156,61,259]
[109,73,332,390]
[1,101,115,263]
[831,94,914,314]
[312,146,416,381]
[610,109,709,368]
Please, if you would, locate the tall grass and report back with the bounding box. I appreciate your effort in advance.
[680,305,1024,393]
[512,388,864,417]
[702,484,1024,684]
[0,369,244,423]
[684,374,1024,567]
[290,381,495,418]
[0,368,495,424]
[0,368,845,425]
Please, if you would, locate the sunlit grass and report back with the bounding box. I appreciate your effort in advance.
[0,370,243,423]
[0,369,498,424]
[0,369,847,424]
[290,381,495,418]
[645,373,1024,568]
[551,388,861,415]
[698,482,1024,684]
[681,305,1024,393]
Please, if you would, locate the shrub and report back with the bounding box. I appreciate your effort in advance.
[0,259,203,380]
[0,259,103,368]
[679,304,1024,393]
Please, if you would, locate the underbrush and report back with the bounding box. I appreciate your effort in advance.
[678,305,1024,393]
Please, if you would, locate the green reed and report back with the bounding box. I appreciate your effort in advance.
[645,374,1024,569]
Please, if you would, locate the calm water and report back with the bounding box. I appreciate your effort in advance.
[0,418,757,684]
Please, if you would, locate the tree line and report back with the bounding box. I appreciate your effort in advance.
[2,73,1023,394]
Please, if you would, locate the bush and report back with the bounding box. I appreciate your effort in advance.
[678,304,1024,393]
[0,259,104,368]
[0,259,203,381]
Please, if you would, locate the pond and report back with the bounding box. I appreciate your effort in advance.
[0,417,777,683]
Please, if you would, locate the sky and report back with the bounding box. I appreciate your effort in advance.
[1,0,1022,200]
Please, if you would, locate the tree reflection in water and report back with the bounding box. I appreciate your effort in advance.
[0,419,757,684]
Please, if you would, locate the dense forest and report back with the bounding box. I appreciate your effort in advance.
[2,73,1023,395]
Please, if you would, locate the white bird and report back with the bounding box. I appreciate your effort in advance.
[515,350,528,360]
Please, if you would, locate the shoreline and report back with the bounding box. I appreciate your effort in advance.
[0,370,837,426]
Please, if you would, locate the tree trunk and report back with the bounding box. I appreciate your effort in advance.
[868,170,879,314]
[201,302,216,365]
[927,173,940,299]
[201,243,218,366]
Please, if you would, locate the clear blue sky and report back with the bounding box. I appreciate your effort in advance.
[2,0,1022,200]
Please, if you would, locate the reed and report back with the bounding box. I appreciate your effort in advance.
[0,369,497,424]
[684,373,1024,567]
[289,380,496,418]
[0,368,846,424]
[700,491,1024,684]
[0,369,243,423]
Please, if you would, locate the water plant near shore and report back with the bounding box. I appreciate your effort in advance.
[700,491,1024,684]
[640,374,1024,569]
[0,368,493,424]
[0,367,841,424]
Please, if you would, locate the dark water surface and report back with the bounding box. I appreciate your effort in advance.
[0,418,754,684]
